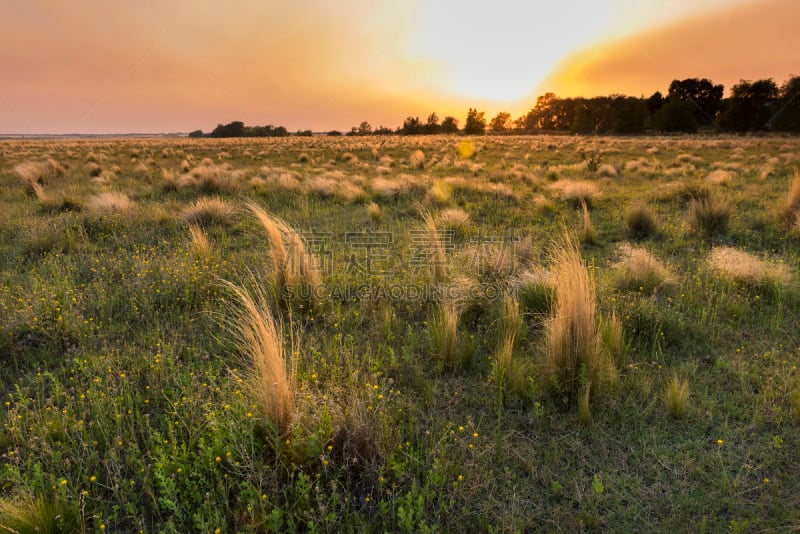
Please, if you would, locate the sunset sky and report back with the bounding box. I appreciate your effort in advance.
[1,0,797,134]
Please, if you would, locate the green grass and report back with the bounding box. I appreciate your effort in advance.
[1,135,799,531]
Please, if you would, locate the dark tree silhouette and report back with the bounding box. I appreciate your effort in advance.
[440,116,460,133]
[490,112,512,132]
[770,75,800,132]
[464,108,486,134]
[667,78,724,127]
[719,79,779,132]
[401,116,424,135]
[424,113,441,134]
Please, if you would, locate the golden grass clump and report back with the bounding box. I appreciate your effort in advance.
[624,202,658,240]
[580,199,598,245]
[707,169,734,186]
[86,161,102,177]
[181,196,236,227]
[613,244,674,293]
[223,281,295,434]
[425,179,453,205]
[88,192,132,214]
[549,180,599,208]
[599,310,628,369]
[371,174,425,200]
[14,159,64,189]
[664,374,690,419]
[420,207,447,284]
[779,168,800,229]
[545,236,616,405]
[430,297,461,372]
[0,495,81,534]
[367,201,382,222]
[248,202,322,310]
[161,168,178,191]
[438,207,470,233]
[687,195,730,238]
[191,163,242,193]
[410,149,425,169]
[597,163,618,177]
[706,246,791,288]
[188,223,213,259]
[493,295,528,397]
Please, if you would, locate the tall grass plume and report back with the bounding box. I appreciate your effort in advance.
[223,281,295,434]
[544,235,616,408]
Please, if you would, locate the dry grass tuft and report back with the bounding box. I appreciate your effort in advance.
[367,201,382,222]
[430,297,461,372]
[181,196,236,227]
[580,199,598,245]
[410,149,425,169]
[14,159,63,190]
[223,281,295,434]
[707,169,734,186]
[89,192,132,214]
[599,310,628,369]
[248,202,322,310]
[438,207,470,233]
[549,180,599,208]
[0,494,81,533]
[188,223,213,259]
[161,168,178,192]
[779,168,800,229]
[664,374,690,419]
[191,163,242,194]
[687,195,730,238]
[706,246,791,288]
[613,244,673,293]
[420,207,448,284]
[624,202,658,240]
[425,180,452,205]
[597,163,618,177]
[493,296,526,396]
[545,235,616,406]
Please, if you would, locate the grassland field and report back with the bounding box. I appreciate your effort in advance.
[1,134,799,532]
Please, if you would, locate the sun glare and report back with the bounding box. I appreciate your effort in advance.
[413,1,611,102]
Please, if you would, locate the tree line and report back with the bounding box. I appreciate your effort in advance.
[190,75,800,138]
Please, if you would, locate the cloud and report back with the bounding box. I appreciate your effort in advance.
[0,0,453,133]
[538,0,800,98]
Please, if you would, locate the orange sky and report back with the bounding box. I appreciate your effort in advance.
[0,0,796,134]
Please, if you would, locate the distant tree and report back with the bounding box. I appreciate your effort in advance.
[327,130,343,136]
[295,129,314,137]
[611,97,649,134]
[273,126,289,137]
[654,99,698,133]
[534,93,560,130]
[568,99,597,134]
[647,91,665,116]
[210,121,246,138]
[773,75,800,132]
[719,79,779,132]
[358,121,372,135]
[424,112,441,134]
[374,126,394,135]
[188,130,204,138]
[401,116,424,135]
[464,108,486,134]
[490,112,512,132]
[667,78,724,127]
[440,116,459,134]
